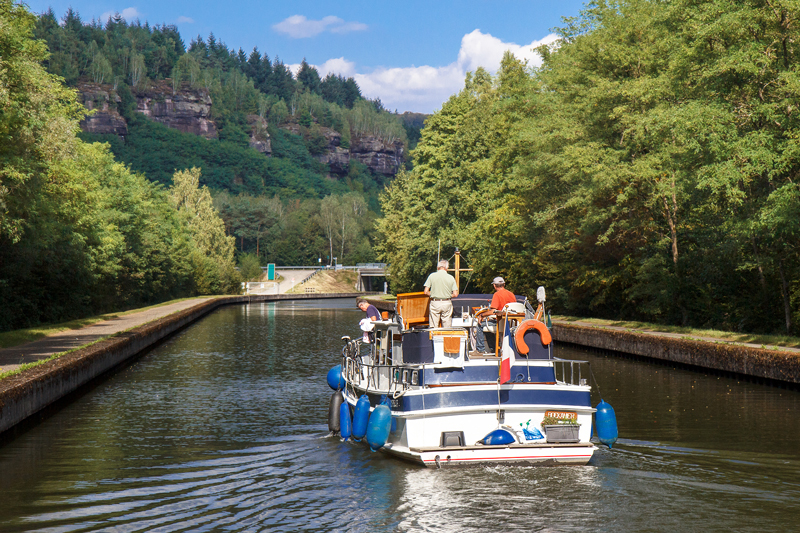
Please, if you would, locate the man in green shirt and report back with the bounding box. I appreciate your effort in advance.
[423,259,459,328]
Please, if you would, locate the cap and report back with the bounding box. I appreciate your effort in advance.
[492,277,505,285]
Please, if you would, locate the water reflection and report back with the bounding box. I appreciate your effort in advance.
[0,301,798,532]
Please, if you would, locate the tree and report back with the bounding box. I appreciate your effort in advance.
[128,49,145,87]
[90,51,112,83]
[319,194,339,264]
[238,253,262,281]
[0,0,86,243]
[169,167,238,294]
[296,58,321,94]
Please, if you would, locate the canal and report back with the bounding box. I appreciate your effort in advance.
[1,299,798,532]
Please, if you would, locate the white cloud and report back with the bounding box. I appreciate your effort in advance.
[273,15,367,39]
[99,7,141,23]
[330,21,368,34]
[317,58,358,77]
[456,29,557,73]
[289,57,359,79]
[310,30,558,113]
[176,16,194,24]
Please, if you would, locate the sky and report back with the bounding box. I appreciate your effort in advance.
[24,0,587,113]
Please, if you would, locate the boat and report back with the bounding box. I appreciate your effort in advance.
[325,281,617,468]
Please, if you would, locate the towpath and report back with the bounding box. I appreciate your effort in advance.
[0,298,214,374]
[554,319,800,355]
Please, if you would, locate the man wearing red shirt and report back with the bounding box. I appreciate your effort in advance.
[473,277,516,354]
[490,277,516,311]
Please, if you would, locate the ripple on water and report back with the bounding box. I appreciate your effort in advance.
[1,303,800,532]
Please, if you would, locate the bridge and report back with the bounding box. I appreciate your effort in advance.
[244,264,387,294]
[354,263,387,292]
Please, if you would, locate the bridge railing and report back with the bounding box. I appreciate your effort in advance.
[261,265,322,271]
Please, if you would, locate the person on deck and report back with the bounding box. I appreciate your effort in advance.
[474,277,516,354]
[423,260,459,328]
[358,299,381,321]
[357,299,381,344]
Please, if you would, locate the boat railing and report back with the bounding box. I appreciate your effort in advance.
[552,358,590,386]
[341,339,418,397]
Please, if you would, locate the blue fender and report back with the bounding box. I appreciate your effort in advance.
[595,400,618,448]
[327,365,345,390]
[352,394,370,441]
[366,404,392,451]
[380,395,396,434]
[339,400,352,441]
[482,428,516,445]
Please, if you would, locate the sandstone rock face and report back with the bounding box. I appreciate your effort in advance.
[350,135,405,176]
[136,82,218,139]
[280,125,406,176]
[320,147,351,175]
[77,83,128,137]
[314,127,350,174]
[74,80,406,177]
[246,115,272,156]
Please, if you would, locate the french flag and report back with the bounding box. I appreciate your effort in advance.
[499,318,515,384]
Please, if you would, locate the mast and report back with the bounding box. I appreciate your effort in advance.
[449,248,473,290]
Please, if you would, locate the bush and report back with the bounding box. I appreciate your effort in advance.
[238,253,262,281]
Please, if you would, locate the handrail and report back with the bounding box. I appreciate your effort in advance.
[552,358,590,386]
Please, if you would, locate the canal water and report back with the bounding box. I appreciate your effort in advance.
[1,299,799,532]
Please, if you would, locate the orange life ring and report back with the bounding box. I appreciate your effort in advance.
[514,319,552,354]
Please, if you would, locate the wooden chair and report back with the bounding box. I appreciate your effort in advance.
[396,292,430,329]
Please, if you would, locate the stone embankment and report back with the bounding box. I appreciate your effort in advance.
[7,296,796,437]
[0,293,364,436]
[551,321,800,384]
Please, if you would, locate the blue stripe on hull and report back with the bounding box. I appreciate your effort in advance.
[423,365,555,384]
[395,387,590,412]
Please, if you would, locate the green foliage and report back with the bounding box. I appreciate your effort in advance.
[318,192,375,266]
[80,115,342,199]
[169,167,239,294]
[14,4,402,319]
[541,415,578,427]
[348,99,407,145]
[304,124,329,155]
[238,253,262,281]
[0,3,243,331]
[378,0,800,335]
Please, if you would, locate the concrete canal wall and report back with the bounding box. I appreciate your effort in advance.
[0,293,367,436]
[4,296,798,437]
[552,322,800,384]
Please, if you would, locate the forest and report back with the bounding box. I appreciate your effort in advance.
[31,6,411,267]
[0,2,239,330]
[377,0,800,335]
[0,1,407,331]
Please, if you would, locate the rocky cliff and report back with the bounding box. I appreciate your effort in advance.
[77,83,128,138]
[280,124,404,176]
[136,81,217,139]
[76,80,404,176]
[76,81,218,140]
[246,115,272,156]
[350,135,405,176]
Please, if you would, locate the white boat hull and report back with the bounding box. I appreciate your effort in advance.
[383,442,596,467]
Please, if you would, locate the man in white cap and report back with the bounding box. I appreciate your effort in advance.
[423,259,459,327]
[474,277,516,354]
